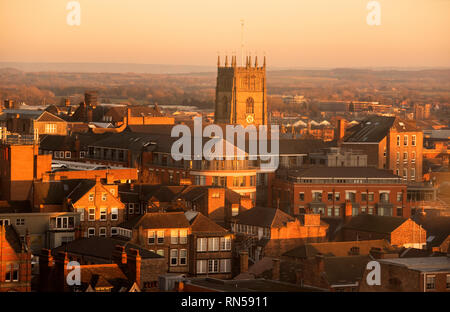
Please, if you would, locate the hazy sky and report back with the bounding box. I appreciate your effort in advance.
[0,0,449,68]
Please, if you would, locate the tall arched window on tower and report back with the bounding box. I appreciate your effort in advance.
[246,97,254,114]
[222,96,228,114]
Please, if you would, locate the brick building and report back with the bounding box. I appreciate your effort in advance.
[4,110,67,136]
[359,256,450,292]
[231,207,328,261]
[39,247,144,292]
[342,116,423,182]
[272,167,410,218]
[0,225,32,292]
[0,137,52,201]
[47,237,166,291]
[118,211,191,274]
[339,214,427,249]
[186,211,233,279]
[65,177,126,238]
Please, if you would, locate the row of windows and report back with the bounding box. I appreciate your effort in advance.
[395,168,416,180]
[310,206,403,217]
[426,275,450,290]
[4,265,19,282]
[148,230,188,245]
[297,191,401,203]
[52,151,85,159]
[87,227,119,237]
[170,249,187,266]
[79,208,119,221]
[197,237,232,252]
[232,224,270,238]
[88,191,114,202]
[396,135,417,146]
[197,259,231,274]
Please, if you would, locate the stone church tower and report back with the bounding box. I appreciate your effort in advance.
[214,55,267,126]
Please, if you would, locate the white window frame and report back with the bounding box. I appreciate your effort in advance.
[220,236,231,251]
[197,237,207,252]
[100,208,107,221]
[148,231,155,244]
[179,249,187,266]
[88,208,95,221]
[157,230,164,244]
[99,227,107,237]
[88,227,95,238]
[111,227,118,236]
[65,151,71,159]
[197,260,207,274]
[171,230,179,244]
[412,135,416,146]
[170,249,178,266]
[179,229,187,244]
[208,237,219,251]
[208,259,219,273]
[111,207,118,221]
[220,259,231,273]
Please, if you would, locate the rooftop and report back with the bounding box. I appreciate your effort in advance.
[378,257,450,272]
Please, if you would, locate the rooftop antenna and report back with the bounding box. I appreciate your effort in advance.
[240,19,245,66]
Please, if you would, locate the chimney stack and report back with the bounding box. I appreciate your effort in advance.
[315,254,324,273]
[344,200,352,223]
[127,248,141,288]
[112,245,127,265]
[239,251,249,274]
[272,258,280,281]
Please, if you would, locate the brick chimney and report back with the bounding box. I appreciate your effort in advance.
[39,249,54,291]
[127,248,141,288]
[337,118,347,141]
[112,245,127,266]
[344,200,352,223]
[54,251,69,292]
[239,251,249,274]
[272,258,280,281]
[106,173,114,185]
[315,254,324,273]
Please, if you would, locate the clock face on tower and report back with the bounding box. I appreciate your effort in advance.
[246,114,254,124]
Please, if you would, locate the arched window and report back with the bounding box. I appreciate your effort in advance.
[222,96,228,113]
[246,97,254,114]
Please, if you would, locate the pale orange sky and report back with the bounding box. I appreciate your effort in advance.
[0,0,449,67]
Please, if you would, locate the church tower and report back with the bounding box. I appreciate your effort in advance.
[214,55,267,126]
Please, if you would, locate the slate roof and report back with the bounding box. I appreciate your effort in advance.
[79,264,130,291]
[66,180,96,203]
[413,215,450,247]
[33,180,81,205]
[278,139,335,155]
[119,212,190,230]
[188,212,228,234]
[36,111,66,123]
[378,257,450,273]
[52,237,162,260]
[236,207,295,228]
[344,116,419,143]
[1,225,24,254]
[283,239,394,258]
[342,214,408,234]
[323,255,371,285]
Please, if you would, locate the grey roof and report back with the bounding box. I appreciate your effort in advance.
[378,257,450,272]
[236,207,295,228]
[344,116,418,143]
[343,214,408,234]
[119,212,190,230]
